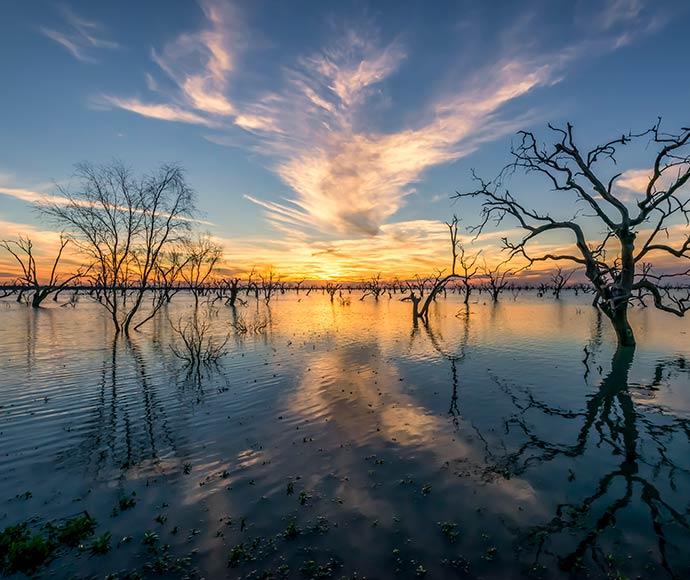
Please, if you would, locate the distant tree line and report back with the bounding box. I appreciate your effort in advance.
[2,120,689,346]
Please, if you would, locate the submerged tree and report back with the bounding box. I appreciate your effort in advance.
[457,244,481,305]
[0,234,86,308]
[455,121,690,347]
[482,260,512,303]
[42,161,196,334]
[403,216,462,323]
[179,233,223,307]
[551,265,576,299]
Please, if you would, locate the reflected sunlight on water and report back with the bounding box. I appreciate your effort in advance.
[0,291,688,579]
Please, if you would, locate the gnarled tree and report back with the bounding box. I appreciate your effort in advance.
[455,121,690,347]
[0,234,86,307]
[42,161,196,334]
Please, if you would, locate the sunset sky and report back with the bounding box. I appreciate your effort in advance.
[1,0,689,281]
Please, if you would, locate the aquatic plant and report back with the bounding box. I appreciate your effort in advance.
[283,517,301,540]
[0,523,54,575]
[50,512,96,547]
[89,532,112,554]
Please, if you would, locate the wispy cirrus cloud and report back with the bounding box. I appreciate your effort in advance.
[40,5,119,63]
[0,180,214,226]
[94,0,673,247]
[96,96,214,126]
[241,40,551,236]
[615,165,690,201]
[97,0,237,125]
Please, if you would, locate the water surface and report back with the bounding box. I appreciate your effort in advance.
[0,291,689,578]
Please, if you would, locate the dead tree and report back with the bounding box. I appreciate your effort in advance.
[402,216,462,323]
[259,270,279,305]
[457,244,480,305]
[0,284,16,299]
[360,273,384,301]
[0,234,86,308]
[220,277,242,307]
[133,250,187,331]
[41,161,196,333]
[455,121,690,347]
[179,233,223,307]
[293,279,306,294]
[325,282,342,302]
[483,260,512,303]
[551,265,576,299]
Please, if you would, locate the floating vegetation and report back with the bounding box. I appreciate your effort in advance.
[438,521,460,543]
[0,523,54,575]
[49,512,96,547]
[118,494,137,512]
[228,542,251,567]
[89,531,112,554]
[300,557,341,579]
[1,513,98,575]
[142,530,160,546]
[283,517,301,540]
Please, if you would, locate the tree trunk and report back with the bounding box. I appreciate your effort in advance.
[607,303,636,348]
[31,290,45,308]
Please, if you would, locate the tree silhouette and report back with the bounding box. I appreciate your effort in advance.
[0,234,87,307]
[42,162,196,333]
[481,348,690,578]
[455,121,690,346]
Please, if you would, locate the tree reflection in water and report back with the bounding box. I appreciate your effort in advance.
[416,305,689,578]
[486,347,689,578]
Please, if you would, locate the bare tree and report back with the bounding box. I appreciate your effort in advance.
[41,161,196,334]
[0,234,86,308]
[170,307,229,368]
[402,216,462,323]
[325,282,342,302]
[293,279,306,294]
[455,121,690,347]
[457,244,480,305]
[258,269,279,305]
[179,233,223,307]
[483,260,512,303]
[0,284,17,299]
[132,249,187,331]
[360,272,385,301]
[218,277,242,307]
[551,265,576,299]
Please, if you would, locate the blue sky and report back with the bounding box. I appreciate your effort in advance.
[1,0,689,279]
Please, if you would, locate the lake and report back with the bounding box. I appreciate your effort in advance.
[1,290,689,579]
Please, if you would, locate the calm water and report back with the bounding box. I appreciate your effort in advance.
[0,291,689,579]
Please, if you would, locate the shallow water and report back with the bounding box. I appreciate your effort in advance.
[0,291,689,579]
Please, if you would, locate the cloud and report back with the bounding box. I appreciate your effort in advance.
[0,181,214,226]
[95,95,214,126]
[213,218,522,281]
[245,48,551,236]
[615,165,690,201]
[39,5,119,63]
[616,169,650,196]
[93,0,675,267]
[100,0,237,125]
[0,217,86,282]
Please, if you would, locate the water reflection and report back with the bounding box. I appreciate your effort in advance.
[478,345,690,578]
[0,294,688,578]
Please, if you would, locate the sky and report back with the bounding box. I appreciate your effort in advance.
[1,0,689,281]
